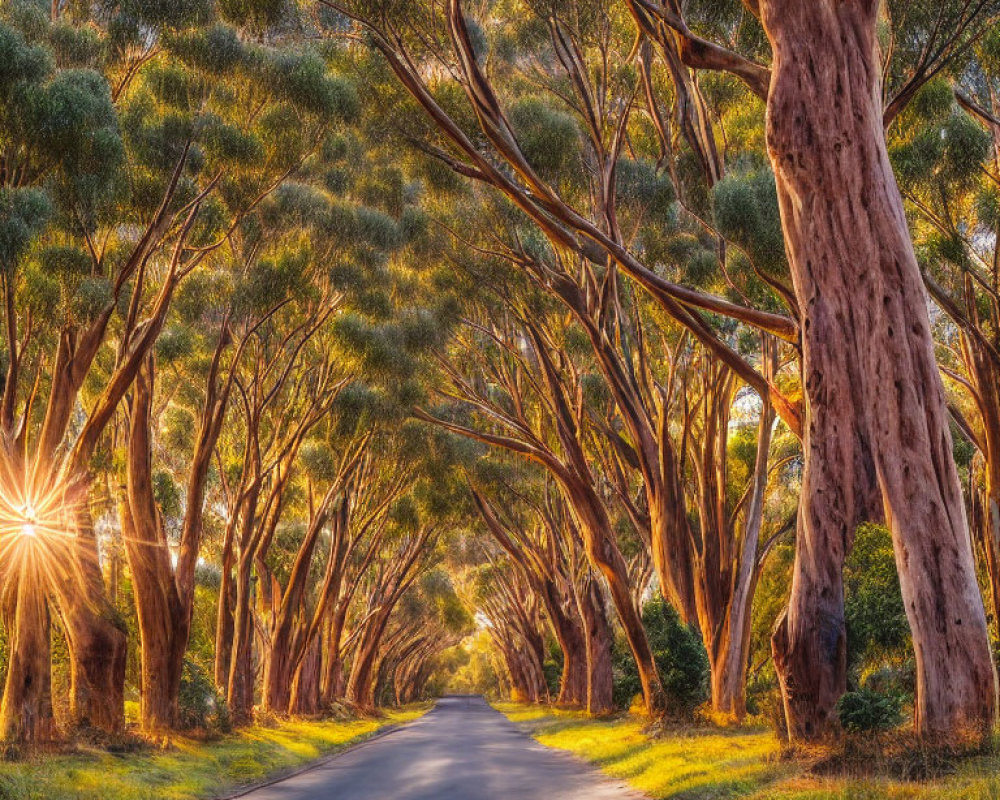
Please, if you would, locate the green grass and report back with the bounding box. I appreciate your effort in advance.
[493,702,1000,800]
[0,706,428,800]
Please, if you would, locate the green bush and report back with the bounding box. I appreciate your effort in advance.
[836,687,903,734]
[542,640,563,700]
[178,658,230,731]
[612,597,709,714]
[844,524,914,707]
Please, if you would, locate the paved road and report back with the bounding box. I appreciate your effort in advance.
[236,695,645,800]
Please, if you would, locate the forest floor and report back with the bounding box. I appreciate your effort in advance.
[0,706,428,800]
[495,701,1000,799]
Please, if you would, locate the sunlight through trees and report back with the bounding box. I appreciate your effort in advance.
[3,4,1000,796]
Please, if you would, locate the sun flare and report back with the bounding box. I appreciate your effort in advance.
[0,454,85,579]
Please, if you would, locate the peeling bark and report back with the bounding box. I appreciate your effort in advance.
[762,0,996,740]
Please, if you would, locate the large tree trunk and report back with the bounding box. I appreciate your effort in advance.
[708,571,759,722]
[961,335,1000,630]
[763,0,996,741]
[347,615,389,711]
[214,529,236,693]
[503,644,532,702]
[290,636,322,715]
[122,495,187,731]
[262,497,330,716]
[0,574,55,745]
[578,577,614,715]
[263,640,295,715]
[61,599,127,735]
[702,393,775,723]
[569,492,666,715]
[54,527,126,735]
[648,488,699,625]
[122,361,189,732]
[227,559,256,723]
[539,581,588,707]
[321,603,349,705]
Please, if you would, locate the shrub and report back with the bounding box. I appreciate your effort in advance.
[844,523,913,690]
[836,687,903,734]
[612,596,709,714]
[178,658,229,732]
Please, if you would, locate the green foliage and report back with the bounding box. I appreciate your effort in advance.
[70,276,112,321]
[49,23,105,68]
[35,244,89,277]
[117,0,212,30]
[152,470,181,519]
[26,68,123,185]
[218,0,286,33]
[262,49,359,121]
[844,523,911,673]
[615,158,675,219]
[299,440,338,482]
[178,658,230,731]
[612,596,709,713]
[167,24,246,75]
[836,687,904,735]
[714,168,785,275]
[508,97,581,179]
[0,23,51,95]
[0,188,51,267]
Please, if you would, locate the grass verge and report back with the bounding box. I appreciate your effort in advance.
[493,702,1000,799]
[0,706,428,800]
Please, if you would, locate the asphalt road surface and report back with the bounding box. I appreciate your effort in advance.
[235,695,646,800]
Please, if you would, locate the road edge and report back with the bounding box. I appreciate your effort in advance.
[212,705,433,800]
[487,700,652,800]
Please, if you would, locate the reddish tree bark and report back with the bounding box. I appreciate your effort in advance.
[52,523,127,735]
[0,571,55,745]
[290,637,323,715]
[761,0,996,740]
[262,486,340,714]
[577,575,614,715]
[470,489,589,708]
[345,527,434,710]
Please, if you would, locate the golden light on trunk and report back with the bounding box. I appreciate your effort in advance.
[0,451,87,745]
[0,453,88,585]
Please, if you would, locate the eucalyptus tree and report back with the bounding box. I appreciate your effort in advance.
[115,25,360,733]
[309,435,417,709]
[0,10,130,741]
[395,106,791,720]
[328,0,1000,740]
[635,0,1000,740]
[343,509,440,710]
[593,327,795,721]
[0,0,368,741]
[373,568,472,707]
[470,475,615,714]
[321,0,803,717]
[261,420,452,716]
[257,438,368,716]
[422,295,671,714]
[0,3,224,739]
[467,559,551,704]
[887,52,1000,636]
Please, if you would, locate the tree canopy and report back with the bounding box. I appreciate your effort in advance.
[1,0,1000,763]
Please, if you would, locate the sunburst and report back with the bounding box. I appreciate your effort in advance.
[0,450,87,589]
